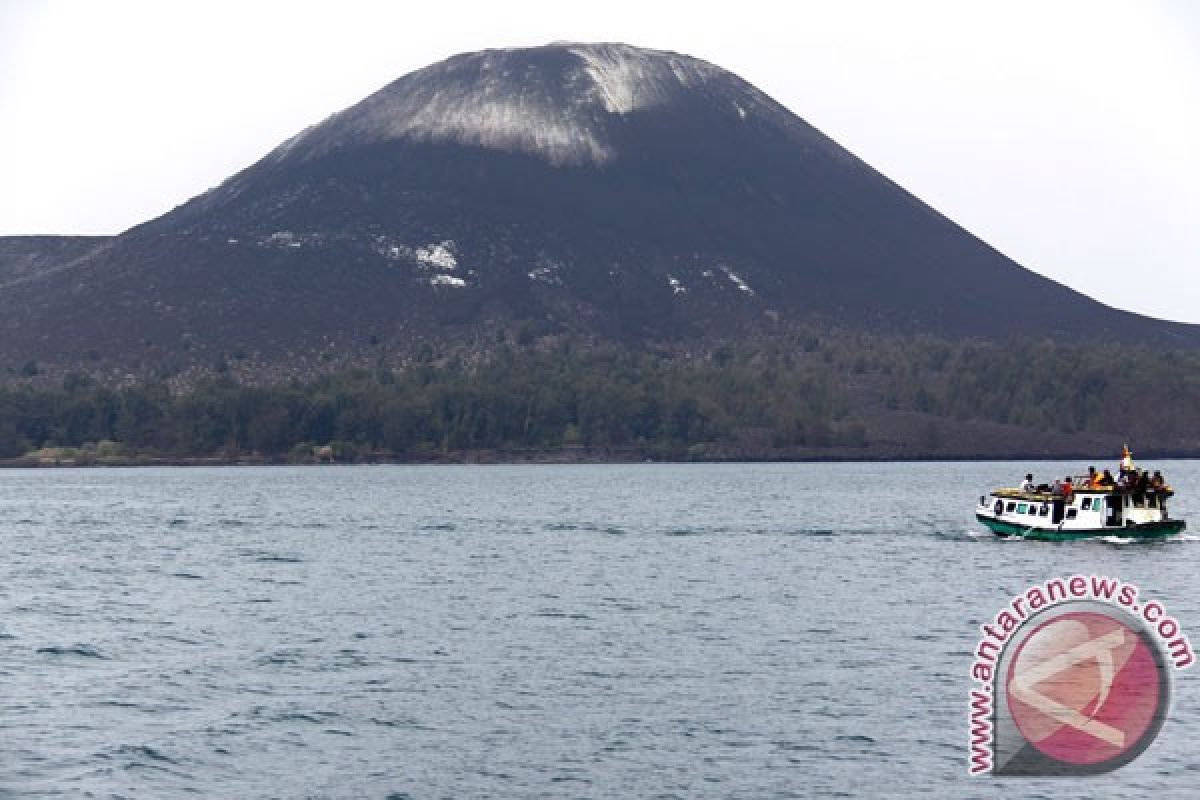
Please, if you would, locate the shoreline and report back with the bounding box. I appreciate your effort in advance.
[5,449,1199,469]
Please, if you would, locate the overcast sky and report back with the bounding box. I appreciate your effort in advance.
[2,0,1197,322]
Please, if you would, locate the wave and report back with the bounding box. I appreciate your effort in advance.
[786,527,836,536]
[534,609,592,620]
[272,710,341,725]
[250,554,303,563]
[114,744,179,764]
[664,527,713,536]
[255,650,303,666]
[36,643,107,659]
[543,522,625,534]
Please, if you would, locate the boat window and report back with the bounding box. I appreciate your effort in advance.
[1006,502,1016,513]
[1124,496,1130,508]
[1017,503,1028,514]
[1027,506,1037,516]
[1066,509,1078,520]
[1148,495,1158,509]
[980,495,987,507]
[1039,504,1049,517]
[1133,494,1144,508]
[1081,497,1092,511]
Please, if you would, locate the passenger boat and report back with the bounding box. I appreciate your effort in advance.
[975,450,1185,541]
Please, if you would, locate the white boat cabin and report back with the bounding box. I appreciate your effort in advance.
[977,477,1173,533]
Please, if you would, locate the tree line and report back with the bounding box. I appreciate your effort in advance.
[2,333,1199,461]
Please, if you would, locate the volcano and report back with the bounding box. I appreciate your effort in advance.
[3,42,1197,371]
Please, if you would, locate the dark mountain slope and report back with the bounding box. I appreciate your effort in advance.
[3,43,1196,372]
[0,235,112,285]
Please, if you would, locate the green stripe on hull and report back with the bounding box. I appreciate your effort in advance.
[975,514,1186,542]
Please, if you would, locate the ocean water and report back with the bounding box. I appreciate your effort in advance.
[0,461,1198,798]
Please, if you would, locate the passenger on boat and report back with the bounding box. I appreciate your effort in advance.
[1118,446,1139,490]
[1129,469,1152,506]
[1020,473,1035,493]
[1151,471,1166,491]
[1087,466,1100,488]
[1051,478,1063,496]
[1099,469,1116,488]
[1062,478,1075,502]
[1118,465,1135,487]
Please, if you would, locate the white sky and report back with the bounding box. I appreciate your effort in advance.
[2,0,1198,322]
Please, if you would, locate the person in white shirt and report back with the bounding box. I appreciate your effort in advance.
[1019,473,1035,493]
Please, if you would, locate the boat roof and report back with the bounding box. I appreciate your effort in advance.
[991,486,1173,499]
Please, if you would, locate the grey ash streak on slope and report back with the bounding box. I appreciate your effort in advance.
[0,236,112,287]
[273,44,740,167]
[1,42,1197,372]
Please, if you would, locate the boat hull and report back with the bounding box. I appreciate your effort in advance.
[975,514,1186,542]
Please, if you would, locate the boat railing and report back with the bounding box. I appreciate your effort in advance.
[994,477,1174,500]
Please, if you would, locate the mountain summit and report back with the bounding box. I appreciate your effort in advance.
[272,43,737,167]
[3,42,1197,371]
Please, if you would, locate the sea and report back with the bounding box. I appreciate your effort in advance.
[1,461,1198,798]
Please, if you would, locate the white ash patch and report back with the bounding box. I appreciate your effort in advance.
[568,43,717,114]
[668,275,687,295]
[260,231,322,249]
[386,83,615,166]
[527,267,561,285]
[527,254,563,285]
[415,241,458,271]
[720,265,755,294]
[372,236,414,262]
[371,236,465,284]
[266,231,298,247]
[299,50,618,167]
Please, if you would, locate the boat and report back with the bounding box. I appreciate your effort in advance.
[975,448,1186,541]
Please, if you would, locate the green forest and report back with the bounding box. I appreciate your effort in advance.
[3,332,1200,463]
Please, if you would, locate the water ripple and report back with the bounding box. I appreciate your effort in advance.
[0,462,1197,798]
